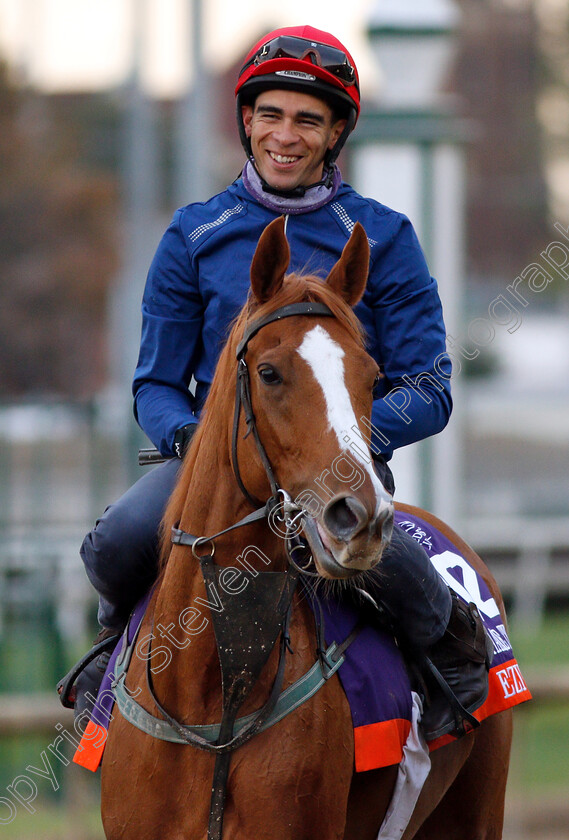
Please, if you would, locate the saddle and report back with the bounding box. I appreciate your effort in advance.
[70,510,531,773]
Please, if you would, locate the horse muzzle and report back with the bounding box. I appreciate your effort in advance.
[302,492,394,579]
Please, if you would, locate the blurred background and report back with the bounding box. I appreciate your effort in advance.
[0,0,567,837]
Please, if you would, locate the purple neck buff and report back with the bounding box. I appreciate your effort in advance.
[242,159,342,215]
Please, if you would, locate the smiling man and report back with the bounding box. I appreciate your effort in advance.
[71,25,492,745]
[242,89,346,193]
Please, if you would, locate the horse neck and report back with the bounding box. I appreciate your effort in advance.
[156,401,288,625]
[149,412,293,720]
[167,401,280,543]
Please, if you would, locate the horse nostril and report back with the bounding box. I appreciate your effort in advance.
[322,495,368,542]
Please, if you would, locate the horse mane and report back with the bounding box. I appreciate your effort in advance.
[159,272,366,568]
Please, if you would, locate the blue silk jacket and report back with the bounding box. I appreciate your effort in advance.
[133,177,452,458]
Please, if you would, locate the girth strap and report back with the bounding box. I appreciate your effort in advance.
[111,579,362,840]
[111,591,363,752]
[145,557,298,840]
[113,638,347,744]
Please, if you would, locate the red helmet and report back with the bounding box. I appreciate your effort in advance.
[235,25,360,167]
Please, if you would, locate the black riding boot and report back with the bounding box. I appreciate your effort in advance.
[420,592,493,741]
[57,626,122,732]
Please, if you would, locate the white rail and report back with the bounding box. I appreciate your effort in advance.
[462,516,569,630]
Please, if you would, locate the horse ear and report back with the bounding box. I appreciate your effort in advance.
[250,216,291,303]
[326,222,370,306]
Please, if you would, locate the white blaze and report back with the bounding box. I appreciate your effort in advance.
[297,325,386,502]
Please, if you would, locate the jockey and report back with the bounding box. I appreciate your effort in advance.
[66,26,491,742]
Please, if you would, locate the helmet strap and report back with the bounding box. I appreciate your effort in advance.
[324,109,356,170]
[241,159,342,213]
[251,158,332,199]
[258,160,332,199]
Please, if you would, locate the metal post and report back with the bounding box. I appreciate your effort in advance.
[352,0,467,523]
[109,0,162,484]
[174,0,212,207]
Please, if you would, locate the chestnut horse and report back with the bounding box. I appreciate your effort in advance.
[101,218,512,840]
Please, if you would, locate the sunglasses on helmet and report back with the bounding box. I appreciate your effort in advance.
[243,35,357,88]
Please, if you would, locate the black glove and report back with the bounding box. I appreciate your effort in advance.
[173,423,198,459]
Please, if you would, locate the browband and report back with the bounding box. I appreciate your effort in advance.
[236,302,334,359]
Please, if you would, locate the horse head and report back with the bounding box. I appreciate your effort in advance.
[232,216,394,579]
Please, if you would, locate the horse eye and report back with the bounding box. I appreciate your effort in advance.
[372,372,381,391]
[258,365,282,385]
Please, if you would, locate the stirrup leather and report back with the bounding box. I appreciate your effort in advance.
[56,633,120,709]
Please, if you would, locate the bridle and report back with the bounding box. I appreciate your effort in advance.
[231,300,334,507]
[161,299,365,840]
[171,299,336,567]
[59,295,383,838]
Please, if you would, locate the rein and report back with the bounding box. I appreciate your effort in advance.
[119,301,361,840]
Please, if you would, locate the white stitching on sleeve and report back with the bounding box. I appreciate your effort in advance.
[189,205,244,242]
